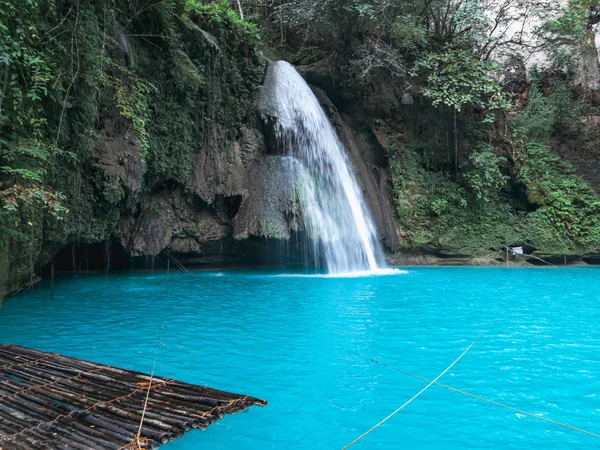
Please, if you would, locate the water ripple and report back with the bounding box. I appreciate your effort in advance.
[0,267,599,449]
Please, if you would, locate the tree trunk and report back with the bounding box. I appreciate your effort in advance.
[236,0,244,20]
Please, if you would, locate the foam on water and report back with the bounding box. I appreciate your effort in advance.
[274,268,408,278]
[261,61,386,275]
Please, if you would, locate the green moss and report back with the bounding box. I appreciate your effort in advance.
[172,49,206,93]
[386,125,600,257]
[388,137,522,256]
[291,46,328,65]
[1,0,266,292]
[260,220,286,239]
[516,140,600,254]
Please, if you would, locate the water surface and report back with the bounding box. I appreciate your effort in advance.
[1,267,599,449]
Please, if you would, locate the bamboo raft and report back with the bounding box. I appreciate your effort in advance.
[0,344,266,450]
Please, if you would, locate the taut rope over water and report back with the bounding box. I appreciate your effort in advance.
[342,336,479,449]
[353,351,600,441]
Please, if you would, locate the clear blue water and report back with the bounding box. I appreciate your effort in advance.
[1,267,600,449]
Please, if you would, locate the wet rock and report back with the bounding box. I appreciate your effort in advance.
[186,143,225,204]
[186,127,265,205]
[94,123,145,202]
[233,156,303,240]
[118,189,231,256]
[296,59,338,102]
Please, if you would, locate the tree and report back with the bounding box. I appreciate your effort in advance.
[412,49,511,172]
[463,143,508,200]
[0,0,68,240]
[541,0,600,89]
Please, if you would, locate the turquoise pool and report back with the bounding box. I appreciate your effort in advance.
[1,267,599,449]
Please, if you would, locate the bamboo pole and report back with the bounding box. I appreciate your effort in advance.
[0,344,266,449]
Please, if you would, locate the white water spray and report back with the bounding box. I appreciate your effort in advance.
[261,61,388,274]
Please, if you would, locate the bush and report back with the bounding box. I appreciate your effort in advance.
[462,143,509,200]
[512,71,586,143]
[516,140,600,253]
[511,74,554,141]
[389,139,520,255]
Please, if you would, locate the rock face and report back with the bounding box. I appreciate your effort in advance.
[109,64,399,268]
[94,123,145,205]
[554,139,600,193]
[478,1,600,92]
[2,62,402,297]
[185,126,264,205]
[232,156,303,240]
[118,188,231,256]
[95,126,144,194]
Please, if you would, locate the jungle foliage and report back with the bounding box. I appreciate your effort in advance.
[241,0,600,257]
[2,0,600,280]
[0,0,265,282]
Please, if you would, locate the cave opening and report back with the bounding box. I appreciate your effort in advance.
[45,239,132,274]
[225,195,243,218]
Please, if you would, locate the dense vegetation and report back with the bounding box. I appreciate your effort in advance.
[0,0,265,288]
[238,0,600,257]
[2,0,600,293]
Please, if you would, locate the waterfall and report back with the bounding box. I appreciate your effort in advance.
[260,61,387,274]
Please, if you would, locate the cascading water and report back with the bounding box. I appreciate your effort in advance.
[260,61,387,274]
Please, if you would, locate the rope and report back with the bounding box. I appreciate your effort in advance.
[353,352,600,440]
[503,246,554,266]
[342,336,479,449]
[168,252,190,273]
[0,367,105,401]
[117,395,252,450]
[0,377,174,442]
[134,352,158,449]
[119,437,153,450]
[0,353,60,370]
